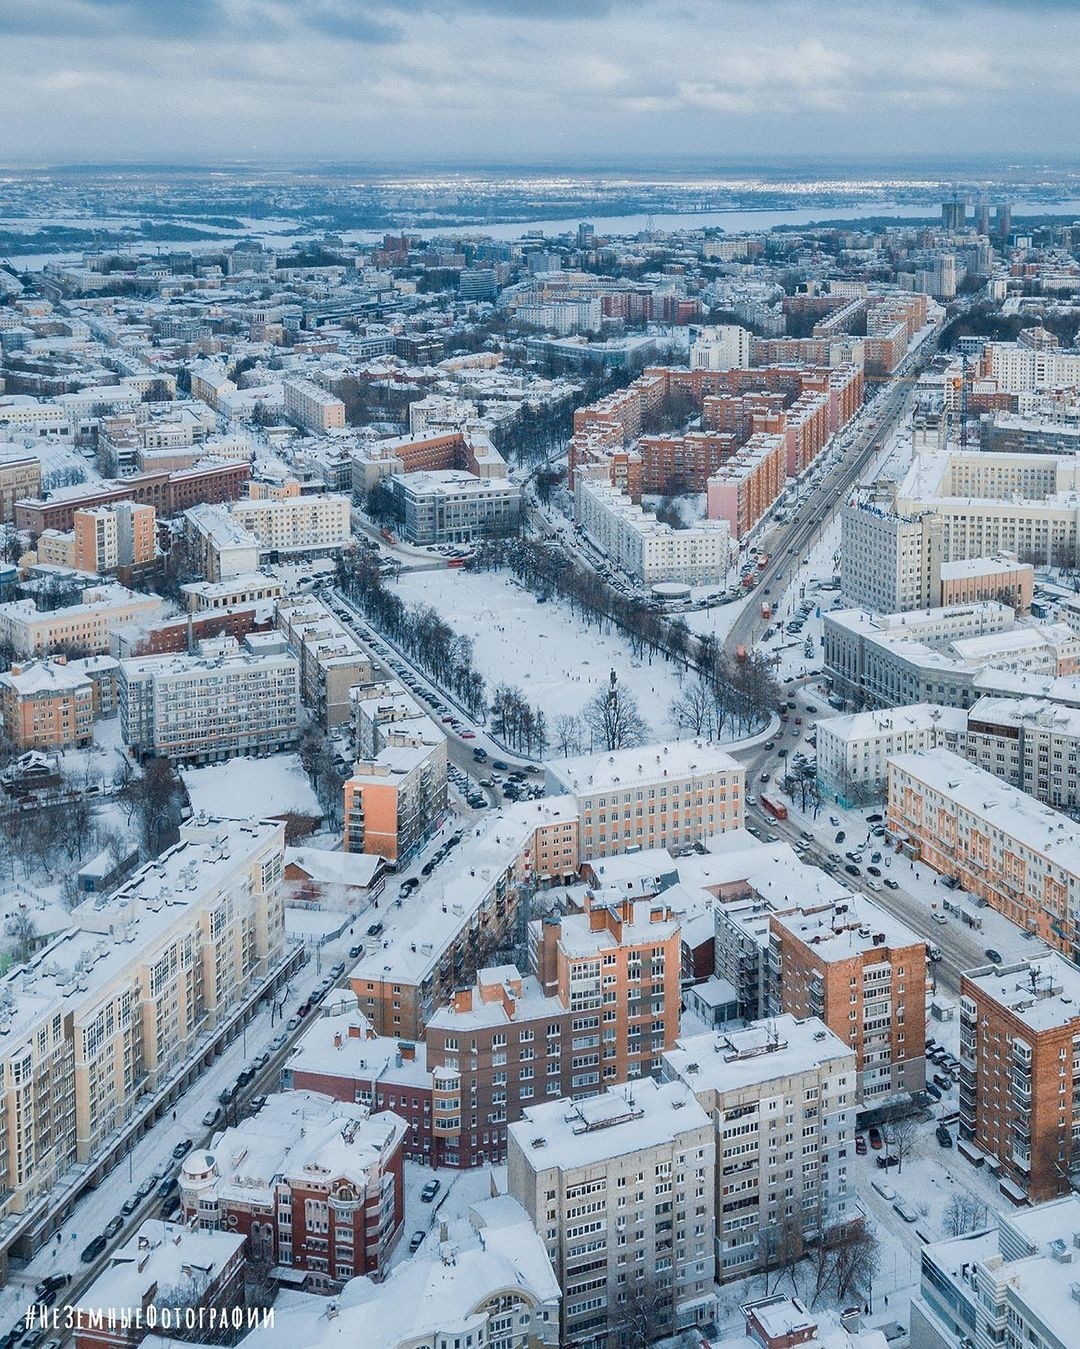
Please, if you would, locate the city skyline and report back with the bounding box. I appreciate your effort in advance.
[0,0,1077,163]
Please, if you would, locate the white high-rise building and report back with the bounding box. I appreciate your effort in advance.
[690,324,752,372]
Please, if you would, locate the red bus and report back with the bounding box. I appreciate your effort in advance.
[761,795,788,820]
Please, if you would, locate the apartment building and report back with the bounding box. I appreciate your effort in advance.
[706,432,787,541]
[344,738,449,863]
[768,896,927,1101]
[302,884,680,1170]
[636,430,740,495]
[532,885,683,1079]
[275,596,373,727]
[234,1195,559,1349]
[348,801,581,1039]
[282,376,346,433]
[387,470,521,545]
[508,1078,716,1346]
[958,955,1080,1204]
[966,695,1080,809]
[575,468,730,584]
[0,585,161,658]
[0,656,95,749]
[840,488,944,613]
[816,703,968,804]
[984,338,1080,393]
[119,635,300,763]
[662,1016,856,1281]
[14,460,251,535]
[887,748,1080,951]
[180,1091,406,1288]
[547,740,744,859]
[690,324,752,371]
[184,503,261,581]
[230,492,351,558]
[72,500,156,575]
[0,817,285,1263]
[73,1220,246,1349]
[0,450,41,524]
[913,1195,1080,1349]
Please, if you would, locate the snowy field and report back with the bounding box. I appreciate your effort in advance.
[392,567,691,742]
[182,753,322,819]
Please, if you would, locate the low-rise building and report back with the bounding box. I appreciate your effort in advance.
[282,376,346,434]
[662,1015,856,1281]
[547,740,743,859]
[387,469,521,545]
[508,1078,716,1345]
[233,1195,560,1349]
[816,702,968,804]
[180,1091,406,1289]
[0,585,161,658]
[913,1196,1080,1349]
[966,694,1080,810]
[73,1220,246,1349]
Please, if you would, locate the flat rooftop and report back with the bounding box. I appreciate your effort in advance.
[963,953,1080,1032]
[663,1014,853,1094]
[771,892,923,960]
[508,1076,709,1171]
[550,739,740,796]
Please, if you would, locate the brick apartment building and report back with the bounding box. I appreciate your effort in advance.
[179,1092,406,1289]
[768,894,927,1102]
[959,954,1080,1204]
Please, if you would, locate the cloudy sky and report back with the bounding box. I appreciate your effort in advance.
[0,0,1075,164]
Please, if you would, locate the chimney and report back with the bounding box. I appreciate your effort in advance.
[334,1032,343,1050]
[453,986,473,1014]
[400,1041,416,1061]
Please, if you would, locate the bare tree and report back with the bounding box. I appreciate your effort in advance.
[758,1213,806,1294]
[4,909,38,963]
[942,1191,988,1237]
[613,1274,675,1349]
[552,713,583,758]
[670,672,716,738]
[582,670,649,751]
[881,1107,920,1175]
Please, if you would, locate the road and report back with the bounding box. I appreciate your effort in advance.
[725,326,946,658]
[727,684,1018,999]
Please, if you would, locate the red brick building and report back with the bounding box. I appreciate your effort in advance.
[179,1092,406,1290]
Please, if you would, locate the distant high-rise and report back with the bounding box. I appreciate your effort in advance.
[976,196,991,236]
[996,201,1012,241]
[577,221,595,250]
[941,197,966,232]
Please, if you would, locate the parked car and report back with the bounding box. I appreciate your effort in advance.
[866,879,882,892]
[121,1195,141,1216]
[252,1052,270,1071]
[81,1234,107,1262]
[867,865,881,877]
[367,921,384,938]
[172,1138,193,1160]
[420,1179,441,1202]
[876,1154,899,1169]
[845,864,860,877]
[249,1096,268,1113]
[399,879,420,898]
[855,1134,867,1154]
[349,944,364,959]
[925,1082,942,1102]
[884,877,900,890]
[893,1198,919,1223]
[286,1015,301,1031]
[201,1107,221,1128]
[867,1126,883,1149]
[984,948,1003,964]
[870,1179,895,1202]
[409,1230,426,1253]
[156,1176,178,1200]
[34,1275,70,1300]
[136,1176,155,1199]
[936,1124,954,1148]
[270,1032,287,1052]
[104,1215,124,1240]
[933,1073,954,1092]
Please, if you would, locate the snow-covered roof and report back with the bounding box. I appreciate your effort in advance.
[549,738,739,796]
[663,1014,854,1094]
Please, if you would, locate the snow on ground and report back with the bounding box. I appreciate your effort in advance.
[182,752,321,819]
[390,1160,507,1272]
[392,566,689,741]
